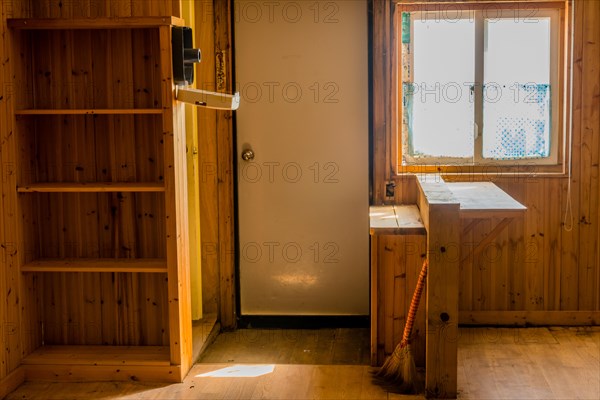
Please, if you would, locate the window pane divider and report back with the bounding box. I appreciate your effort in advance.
[474,10,484,163]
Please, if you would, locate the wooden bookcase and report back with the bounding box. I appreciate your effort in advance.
[6,17,192,383]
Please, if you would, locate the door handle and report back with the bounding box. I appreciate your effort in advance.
[176,87,240,110]
[241,149,255,161]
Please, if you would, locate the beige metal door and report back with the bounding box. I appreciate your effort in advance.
[235,0,369,315]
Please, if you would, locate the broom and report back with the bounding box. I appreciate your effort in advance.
[375,258,428,393]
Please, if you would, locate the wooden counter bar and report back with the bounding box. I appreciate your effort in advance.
[369,205,427,235]
[446,182,527,268]
[416,176,461,398]
[446,182,527,219]
[369,205,427,368]
[368,176,527,398]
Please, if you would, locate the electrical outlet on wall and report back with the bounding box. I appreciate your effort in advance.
[385,181,396,198]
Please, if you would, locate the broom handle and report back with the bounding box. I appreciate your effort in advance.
[401,258,428,345]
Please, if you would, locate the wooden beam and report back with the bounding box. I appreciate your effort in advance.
[181,0,203,322]
[159,24,192,379]
[416,176,460,399]
[461,219,483,237]
[0,368,25,399]
[425,204,460,399]
[397,1,566,13]
[577,0,600,312]
[459,311,600,326]
[21,258,167,273]
[460,218,514,265]
[22,345,170,365]
[195,0,219,317]
[371,0,395,204]
[214,0,236,330]
[7,16,185,29]
[17,182,165,193]
[0,3,9,383]
[14,108,161,115]
[370,234,379,366]
[23,364,181,382]
[1,4,27,376]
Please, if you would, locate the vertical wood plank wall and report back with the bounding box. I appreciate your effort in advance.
[194,0,236,329]
[1,0,22,385]
[181,0,203,322]
[1,0,599,389]
[195,1,220,318]
[373,235,428,368]
[213,0,236,331]
[0,0,184,385]
[372,0,600,323]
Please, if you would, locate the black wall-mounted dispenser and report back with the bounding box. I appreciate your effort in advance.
[172,26,201,85]
[172,25,240,110]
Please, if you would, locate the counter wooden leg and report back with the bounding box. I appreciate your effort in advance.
[425,204,460,399]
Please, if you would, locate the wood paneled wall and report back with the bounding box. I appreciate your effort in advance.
[1,1,597,390]
[0,0,183,384]
[14,26,170,346]
[194,0,236,329]
[195,1,220,318]
[372,0,600,323]
[25,0,180,18]
[372,234,427,368]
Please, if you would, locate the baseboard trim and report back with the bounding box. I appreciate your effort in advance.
[23,364,181,383]
[0,367,25,399]
[237,315,370,329]
[459,311,600,326]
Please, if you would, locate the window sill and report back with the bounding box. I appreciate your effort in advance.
[396,163,568,179]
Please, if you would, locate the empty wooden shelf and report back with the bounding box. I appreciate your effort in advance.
[14,109,163,115]
[7,16,184,29]
[4,14,192,386]
[21,258,167,273]
[17,182,165,193]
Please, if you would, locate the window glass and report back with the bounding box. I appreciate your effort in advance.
[405,16,476,159]
[483,18,552,159]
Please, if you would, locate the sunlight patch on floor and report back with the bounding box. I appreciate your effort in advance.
[197,364,275,378]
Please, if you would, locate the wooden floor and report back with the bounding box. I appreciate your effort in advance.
[199,328,371,365]
[6,327,599,400]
